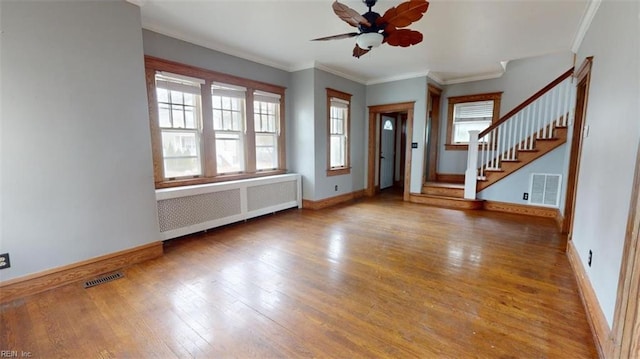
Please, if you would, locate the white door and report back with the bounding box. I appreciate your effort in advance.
[380,116,395,189]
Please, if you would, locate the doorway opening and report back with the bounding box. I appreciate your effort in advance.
[379,112,408,192]
[367,102,415,201]
[425,84,442,183]
[563,57,592,235]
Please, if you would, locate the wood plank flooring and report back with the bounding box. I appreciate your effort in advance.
[0,190,597,358]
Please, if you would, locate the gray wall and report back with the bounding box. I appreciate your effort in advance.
[1,1,160,281]
[313,69,367,200]
[367,77,428,193]
[572,0,640,327]
[438,52,574,174]
[290,69,316,199]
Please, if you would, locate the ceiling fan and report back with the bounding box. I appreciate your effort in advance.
[312,0,430,58]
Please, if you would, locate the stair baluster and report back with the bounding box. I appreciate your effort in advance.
[466,69,575,193]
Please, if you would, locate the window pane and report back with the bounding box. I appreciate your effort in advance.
[157,88,168,103]
[161,131,201,178]
[216,133,244,173]
[256,134,277,170]
[184,107,196,129]
[213,110,222,130]
[184,93,194,106]
[172,106,185,128]
[254,101,277,133]
[170,90,183,105]
[164,158,201,179]
[232,111,241,131]
[220,111,230,130]
[330,135,345,168]
[212,96,221,108]
[158,104,171,128]
[453,120,492,143]
[222,97,232,110]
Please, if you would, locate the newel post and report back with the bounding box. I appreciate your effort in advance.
[464,130,480,199]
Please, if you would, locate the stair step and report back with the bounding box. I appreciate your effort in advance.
[422,182,464,198]
[410,193,484,210]
[536,137,560,141]
[517,149,539,153]
[501,159,521,163]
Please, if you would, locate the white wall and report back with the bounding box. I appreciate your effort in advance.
[314,69,367,200]
[572,0,640,327]
[438,51,574,173]
[0,1,160,281]
[367,77,428,194]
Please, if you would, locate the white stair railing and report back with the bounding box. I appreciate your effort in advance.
[464,69,576,199]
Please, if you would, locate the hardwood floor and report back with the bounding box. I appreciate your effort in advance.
[0,190,597,358]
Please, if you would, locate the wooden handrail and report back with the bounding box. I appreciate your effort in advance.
[478,68,574,138]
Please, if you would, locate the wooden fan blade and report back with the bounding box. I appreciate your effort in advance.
[332,1,372,28]
[384,28,423,47]
[352,44,370,58]
[311,33,359,41]
[379,0,429,28]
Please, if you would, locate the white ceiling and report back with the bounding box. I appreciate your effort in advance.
[133,0,590,85]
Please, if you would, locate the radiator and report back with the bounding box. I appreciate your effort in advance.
[156,173,301,240]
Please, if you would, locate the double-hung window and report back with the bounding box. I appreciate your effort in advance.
[254,91,281,171]
[327,88,351,175]
[211,83,246,174]
[452,100,494,143]
[446,92,502,149]
[145,56,286,188]
[155,73,204,179]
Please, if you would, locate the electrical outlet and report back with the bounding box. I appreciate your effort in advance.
[0,253,10,269]
[588,250,593,267]
[523,193,529,200]
[334,185,338,191]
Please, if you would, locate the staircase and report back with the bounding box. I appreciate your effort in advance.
[418,69,575,210]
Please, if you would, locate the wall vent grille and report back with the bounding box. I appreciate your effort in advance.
[84,271,124,288]
[530,173,561,207]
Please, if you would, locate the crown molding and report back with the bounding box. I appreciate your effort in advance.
[314,63,368,84]
[571,0,602,53]
[125,0,146,7]
[427,72,444,85]
[366,70,430,85]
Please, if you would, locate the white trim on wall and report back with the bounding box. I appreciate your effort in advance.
[571,0,602,53]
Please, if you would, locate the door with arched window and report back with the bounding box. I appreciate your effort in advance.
[380,116,395,189]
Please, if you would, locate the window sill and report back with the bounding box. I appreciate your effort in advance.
[155,169,287,189]
[327,167,351,176]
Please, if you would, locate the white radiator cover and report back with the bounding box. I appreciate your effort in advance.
[156,174,302,240]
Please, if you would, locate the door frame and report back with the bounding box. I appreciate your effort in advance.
[563,57,592,235]
[378,114,397,190]
[612,142,640,358]
[367,102,415,201]
[425,84,442,183]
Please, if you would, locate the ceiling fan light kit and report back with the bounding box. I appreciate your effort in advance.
[356,32,384,50]
[312,0,430,58]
